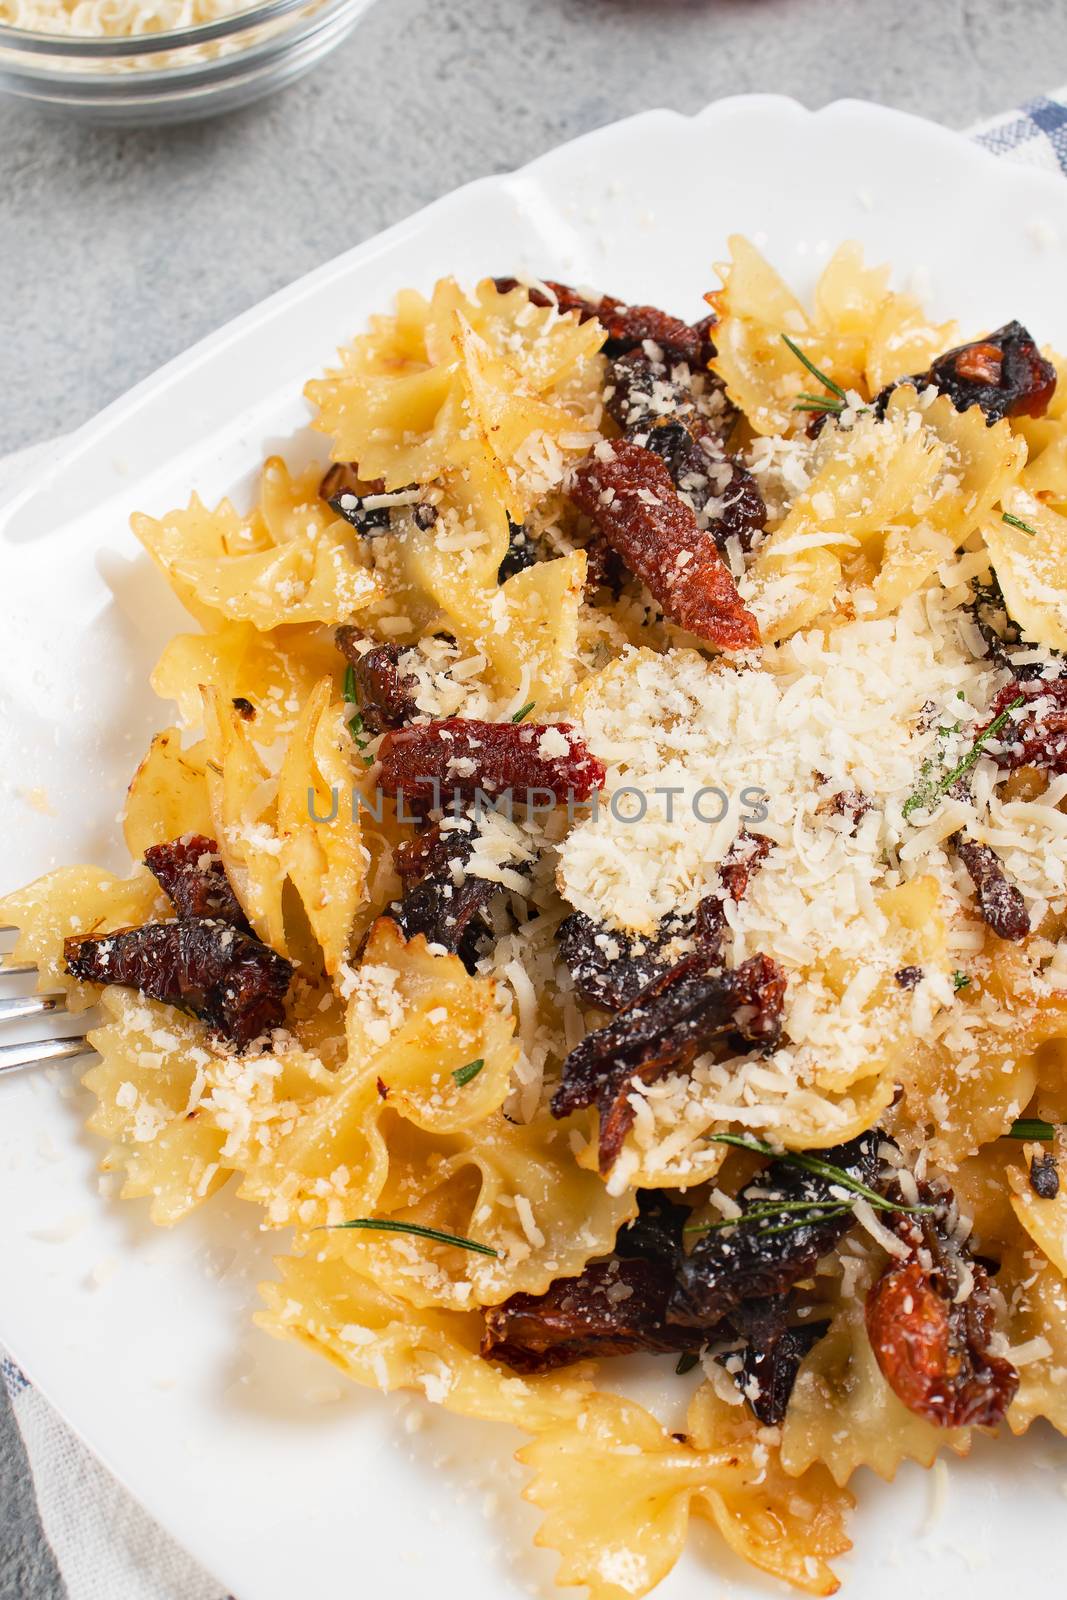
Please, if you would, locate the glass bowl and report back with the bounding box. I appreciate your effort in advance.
[0,0,378,123]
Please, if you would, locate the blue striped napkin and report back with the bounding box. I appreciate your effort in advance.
[3,87,1067,1600]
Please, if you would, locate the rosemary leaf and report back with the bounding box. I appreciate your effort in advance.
[342,664,357,703]
[326,1218,499,1257]
[933,695,1025,797]
[706,1133,936,1217]
[1007,1118,1056,1142]
[1002,511,1039,537]
[511,701,536,724]
[780,333,847,401]
[675,1352,700,1375]
[752,1205,854,1238]
[453,1057,485,1087]
[953,971,971,992]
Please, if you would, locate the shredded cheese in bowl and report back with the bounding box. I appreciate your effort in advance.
[0,0,376,116]
[0,0,255,36]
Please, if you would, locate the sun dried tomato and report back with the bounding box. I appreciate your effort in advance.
[492,277,707,366]
[879,321,1056,425]
[552,948,786,1172]
[388,817,508,971]
[865,1186,1018,1428]
[691,831,773,958]
[984,676,1067,771]
[231,696,255,721]
[951,832,1030,941]
[557,909,698,1013]
[377,719,605,807]
[965,575,1051,683]
[894,965,924,990]
[558,833,772,1011]
[497,517,541,583]
[319,463,391,533]
[819,786,873,831]
[614,1188,689,1266]
[335,629,418,736]
[644,420,766,556]
[606,351,697,433]
[143,835,251,933]
[667,1131,882,1327]
[481,1256,710,1374]
[581,533,626,595]
[64,919,292,1050]
[717,1297,829,1426]
[570,441,760,650]
[604,350,761,556]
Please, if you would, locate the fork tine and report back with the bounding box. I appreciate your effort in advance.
[0,961,37,977]
[0,994,63,1023]
[0,1036,93,1074]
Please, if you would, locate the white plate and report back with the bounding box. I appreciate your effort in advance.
[3,95,1067,1600]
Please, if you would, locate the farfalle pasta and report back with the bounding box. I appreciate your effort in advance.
[4,247,1067,1597]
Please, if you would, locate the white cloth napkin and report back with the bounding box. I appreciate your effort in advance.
[4,90,1067,1600]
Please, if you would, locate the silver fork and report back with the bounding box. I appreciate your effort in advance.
[0,928,95,1074]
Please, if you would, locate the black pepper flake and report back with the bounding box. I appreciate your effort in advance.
[1029,1151,1060,1199]
[894,965,924,990]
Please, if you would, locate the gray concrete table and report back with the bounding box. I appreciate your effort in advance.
[1,0,1064,1591]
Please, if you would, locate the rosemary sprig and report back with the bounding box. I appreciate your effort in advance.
[341,665,374,767]
[1002,511,1039,538]
[675,1352,700,1375]
[705,1132,936,1218]
[780,334,847,402]
[1007,1118,1057,1142]
[326,1218,499,1257]
[511,701,536,724]
[903,696,1025,819]
[751,1205,855,1238]
[452,1057,485,1087]
[902,718,961,818]
[685,1198,854,1234]
[793,393,846,416]
[934,695,1024,796]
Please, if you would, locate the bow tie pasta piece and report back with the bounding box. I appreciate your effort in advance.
[983,488,1067,652]
[1006,1146,1067,1277]
[322,1107,634,1312]
[871,387,1024,616]
[579,1068,896,1195]
[306,275,604,492]
[238,918,519,1229]
[780,1269,971,1486]
[133,458,383,631]
[257,1245,592,1428]
[998,1243,1067,1437]
[520,1388,851,1600]
[708,237,891,436]
[1011,348,1067,464]
[742,388,1023,641]
[201,686,288,954]
[151,620,342,743]
[0,865,166,1011]
[275,676,370,975]
[400,528,587,709]
[306,279,604,591]
[82,987,333,1225]
[895,951,1067,1167]
[864,293,959,396]
[122,729,213,858]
